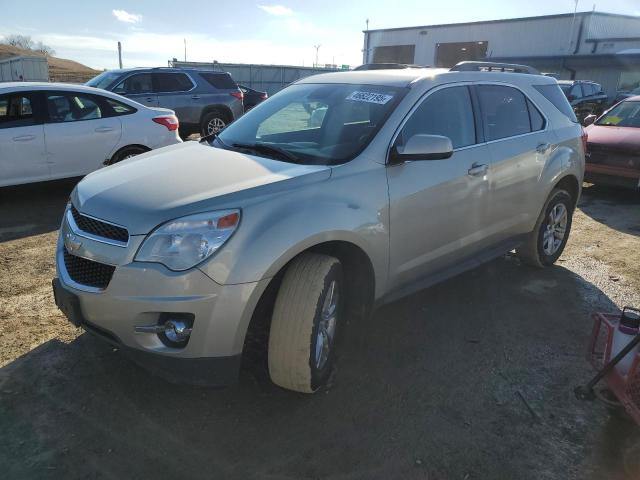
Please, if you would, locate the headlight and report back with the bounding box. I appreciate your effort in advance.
[135,210,240,271]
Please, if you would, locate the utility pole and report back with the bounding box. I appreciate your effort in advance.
[117,41,123,69]
[314,44,321,68]
[363,18,370,64]
[184,38,187,62]
[567,0,579,53]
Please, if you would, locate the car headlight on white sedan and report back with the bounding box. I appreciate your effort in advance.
[135,210,240,271]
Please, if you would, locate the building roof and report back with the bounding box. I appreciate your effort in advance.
[364,11,640,34]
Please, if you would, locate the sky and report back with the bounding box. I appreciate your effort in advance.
[1,0,639,70]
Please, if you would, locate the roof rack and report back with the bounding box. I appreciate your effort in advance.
[450,61,541,75]
[354,63,429,71]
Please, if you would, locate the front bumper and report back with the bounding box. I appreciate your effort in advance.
[54,208,269,385]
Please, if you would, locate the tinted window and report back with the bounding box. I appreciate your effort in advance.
[583,83,596,97]
[46,94,103,123]
[570,85,582,99]
[533,84,578,122]
[86,71,124,90]
[477,85,530,141]
[105,98,136,115]
[199,72,237,90]
[154,73,194,92]
[0,93,36,128]
[527,99,545,131]
[398,86,475,149]
[114,73,153,94]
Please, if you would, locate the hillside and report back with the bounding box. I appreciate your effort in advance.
[0,44,100,82]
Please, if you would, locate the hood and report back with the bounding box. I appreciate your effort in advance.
[585,124,640,151]
[73,142,331,234]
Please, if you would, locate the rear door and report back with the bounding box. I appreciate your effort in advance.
[44,91,122,179]
[477,84,550,242]
[0,90,48,186]
[113,73,158,108]
[153,72,196,123]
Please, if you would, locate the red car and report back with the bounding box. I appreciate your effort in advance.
[584,96,640,190]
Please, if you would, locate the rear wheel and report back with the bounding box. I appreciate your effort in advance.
[517,188,574,267]
[268,253,343,393]
[109,146,147,165]
[200,110,228,137]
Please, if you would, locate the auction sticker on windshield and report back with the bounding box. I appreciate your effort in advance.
[346,91,394,104]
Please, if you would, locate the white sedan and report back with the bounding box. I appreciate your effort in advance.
[0,82,181,187]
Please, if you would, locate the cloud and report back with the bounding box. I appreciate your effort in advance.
[112,9,142,24]
[258,4,293,16]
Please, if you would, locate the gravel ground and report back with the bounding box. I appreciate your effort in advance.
[0,180,639,479]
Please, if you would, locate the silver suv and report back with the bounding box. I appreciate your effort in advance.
[86,68,244,138]
[54,63,585,393]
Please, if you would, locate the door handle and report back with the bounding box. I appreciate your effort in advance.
[13,134,36,142]
[94,127,114,133]
[468,163,488,176]
[536,143,551,154]
[191,95,200,100]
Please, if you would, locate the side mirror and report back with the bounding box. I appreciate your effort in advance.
[583,114,597,126]
[390,134,453,164]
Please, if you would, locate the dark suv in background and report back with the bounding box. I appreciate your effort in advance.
[87,68,244,138]
[558,80,608,122]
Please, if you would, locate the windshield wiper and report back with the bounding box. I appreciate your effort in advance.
[231,143,301,163]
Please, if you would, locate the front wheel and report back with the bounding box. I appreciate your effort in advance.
[268,253,343,393]
[517,188,574,267]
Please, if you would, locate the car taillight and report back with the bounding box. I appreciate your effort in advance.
[153,115,179,131]
[230,91,243,101]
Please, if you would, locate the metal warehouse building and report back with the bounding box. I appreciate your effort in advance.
[363,11,640,97]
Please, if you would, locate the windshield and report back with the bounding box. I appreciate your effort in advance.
[596,101,640,127]
[86,71,123,90]
[214,83,406,164]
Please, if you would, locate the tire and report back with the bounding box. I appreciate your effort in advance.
[268,253,343,393]
[200,110,228,137]
[517,188,574,267]
[109,146,147,165]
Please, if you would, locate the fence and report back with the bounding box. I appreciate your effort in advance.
[169,61,346,95]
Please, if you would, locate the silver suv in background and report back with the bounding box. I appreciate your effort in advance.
[55,63,585,394]
[86,68,244,138]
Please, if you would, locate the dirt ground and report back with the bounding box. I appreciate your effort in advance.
[1,180,640,480]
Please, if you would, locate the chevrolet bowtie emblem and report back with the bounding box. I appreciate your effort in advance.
[65,233,82,252]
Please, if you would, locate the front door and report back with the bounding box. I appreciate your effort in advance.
[387,85,492,290]
[44,92,122,179]
[113,73,158,108]
[0,91,48,187]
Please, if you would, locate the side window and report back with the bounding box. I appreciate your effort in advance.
[398,86,475,149]
[527,99,545,131]
[114,73,153,95]
[199,73,238,90]
[154,73,194,93]
[46,93,103,123]
[0,93,36,128]
[569,84,582,99]
[105,98,136,116]
[583,83,595,97]
[477,85,530,141]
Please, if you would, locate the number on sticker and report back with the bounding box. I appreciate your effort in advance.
[346,91,394,105]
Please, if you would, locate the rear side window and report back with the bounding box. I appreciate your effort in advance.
[105,98,136,116]
[46,93,103,123]
[477,85,530,141]
[154,73,194,93]
[533,84,578,122]
[583,83,596,97]
[527,99,545,131]
[399,86,476,149]
[199,73,237,90]
[0,93,36,128]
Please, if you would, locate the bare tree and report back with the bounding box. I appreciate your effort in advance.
[34,41,55,57]
[3,34,34,50]
[1,34,55,56]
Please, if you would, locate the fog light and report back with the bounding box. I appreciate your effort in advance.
[164,320,192,342]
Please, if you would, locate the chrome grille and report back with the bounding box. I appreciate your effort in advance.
[70,206,129,243]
